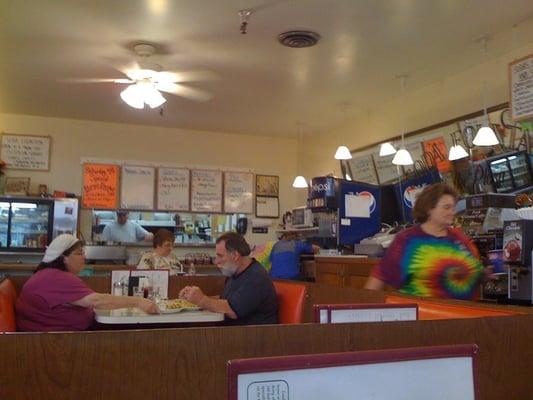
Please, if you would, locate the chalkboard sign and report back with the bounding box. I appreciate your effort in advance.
[82,163,120,209]
[157,167,190,211]
[1,133,51,171]
[224,171,254,213]
[509,53,533,121]
[228,345,479,400]
[191,169,222,213]
[348,154,378,184]
[120,165,155,210]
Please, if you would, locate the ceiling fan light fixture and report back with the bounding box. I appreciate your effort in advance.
[143,86,167,108]
[120,85,144,109]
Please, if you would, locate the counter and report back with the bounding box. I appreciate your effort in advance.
[314,255,380,289]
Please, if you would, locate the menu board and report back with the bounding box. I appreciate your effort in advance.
[422,137,451,173]
[120,165,155,210]
[372,153,398,184]
[224,171,254,213]
[348,154,378,184]
[157,167,190,211]
[191,169,222,212]
[1,133,50,171]
[82,163,120,209]
[509,53,533,121]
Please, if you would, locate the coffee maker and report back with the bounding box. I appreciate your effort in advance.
[503,220,533,305]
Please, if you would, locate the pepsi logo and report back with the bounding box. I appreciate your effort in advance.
[403,185,426,208]
[357,191,376,214]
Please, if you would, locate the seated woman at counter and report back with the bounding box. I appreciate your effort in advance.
[365,183,484,300]
[137,229,183,275]
[16,234,159,332]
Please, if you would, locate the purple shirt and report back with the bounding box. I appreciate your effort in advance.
[16,268,95,331]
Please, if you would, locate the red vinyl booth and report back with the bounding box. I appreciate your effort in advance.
[0,278,17,332]
[273,280,307,324]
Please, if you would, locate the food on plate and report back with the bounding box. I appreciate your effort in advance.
[165,299,199,309]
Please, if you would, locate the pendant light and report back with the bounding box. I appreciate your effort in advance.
[379,142,396,156]
[292,122,309,189]
[473,36,499,146]
[334,145,352,160]
[448,131,469,161]
[392,74,414,166]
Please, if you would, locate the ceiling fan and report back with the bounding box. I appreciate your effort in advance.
[62,43,214,109]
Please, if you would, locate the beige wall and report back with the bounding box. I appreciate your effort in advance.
[0,113,298,246]
[300,22,533,205]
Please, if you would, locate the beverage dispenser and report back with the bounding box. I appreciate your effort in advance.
[503,219,533,304]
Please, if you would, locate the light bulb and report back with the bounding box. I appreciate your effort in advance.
[448,144,469,161]
[392,148,414,165]
[473,126,499,146]
[334,146,352,160]
[120,85,144,109]
[379,142,397,156]
[292,176,308,188]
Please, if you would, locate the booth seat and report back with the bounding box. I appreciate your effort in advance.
[273,280,307,324]
[0,277,17,332]
[386,295,522,320]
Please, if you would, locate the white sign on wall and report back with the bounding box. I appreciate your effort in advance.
[120,165,155,210]
[1,133,51,171]
[157,167,190,211]
[509,53,533,121]
[224,171,254,214]
[191,169,223,213]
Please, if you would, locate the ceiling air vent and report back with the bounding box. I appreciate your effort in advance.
[278,30,320,48]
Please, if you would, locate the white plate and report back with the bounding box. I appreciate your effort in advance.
[159,306,202,314]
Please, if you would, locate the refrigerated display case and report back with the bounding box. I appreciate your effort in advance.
[0,197,79,252]
[488,151,533,193]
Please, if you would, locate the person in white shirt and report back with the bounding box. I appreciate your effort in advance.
[102,210,153,243]
[137,229,183,275]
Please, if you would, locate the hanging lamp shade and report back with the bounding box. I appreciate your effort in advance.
[379,142,397,156]
[448,144,469,161]
[292,175,308,188]
[473,126,499,146]
[392,147,414,165]
[334,145,352,160]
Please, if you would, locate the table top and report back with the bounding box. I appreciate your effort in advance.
[94,308,224,324]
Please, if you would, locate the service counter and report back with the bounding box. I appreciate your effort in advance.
[314,255,380,288]
[1,276,532,399]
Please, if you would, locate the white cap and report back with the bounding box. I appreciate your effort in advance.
[42,234,80,263]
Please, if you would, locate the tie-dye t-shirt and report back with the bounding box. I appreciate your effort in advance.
[370,225,483,299]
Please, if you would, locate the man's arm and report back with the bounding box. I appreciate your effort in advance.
[179,286,238,319]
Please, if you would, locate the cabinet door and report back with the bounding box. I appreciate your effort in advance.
[342,261,376,289]
[315,263,344,287]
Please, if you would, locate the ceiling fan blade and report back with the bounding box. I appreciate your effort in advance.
[157,83,212,101]
[156,70,218,83]
[58,78,133,83]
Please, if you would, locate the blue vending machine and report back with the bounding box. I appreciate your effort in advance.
[393,168,441,223]
[337,180,382,245]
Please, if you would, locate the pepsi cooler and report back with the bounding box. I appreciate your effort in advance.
[503,220,533,304]
[393,169,441,223]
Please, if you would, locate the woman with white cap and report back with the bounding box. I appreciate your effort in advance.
[16,234,159,332]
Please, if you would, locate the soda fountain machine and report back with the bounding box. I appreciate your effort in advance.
[503,219,533,305]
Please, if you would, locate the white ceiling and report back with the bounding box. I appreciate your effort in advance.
[1,0,533,138]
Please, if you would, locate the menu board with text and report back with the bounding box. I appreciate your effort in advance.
[372,152,398,184]
[191,169,223,212]
[157,167,190,211]
[120,165,155,210]
[1,133,50,171]
[509,53,533,121]
[224,171,254,213]
[82,163,120,209]
[348,154,378,184]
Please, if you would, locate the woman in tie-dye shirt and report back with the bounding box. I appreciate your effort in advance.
[365,183,483,300]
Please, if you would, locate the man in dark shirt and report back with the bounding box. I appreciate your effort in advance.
[179,232,278,325]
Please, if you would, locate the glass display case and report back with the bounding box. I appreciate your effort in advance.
[0,197,79,252]
[488,151,533,193]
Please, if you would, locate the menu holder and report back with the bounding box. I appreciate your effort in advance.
[227,344,479,400]
[313,303,418,324]
[112,270,169,299]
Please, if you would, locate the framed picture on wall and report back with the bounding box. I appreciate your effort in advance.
[256,175,279,197]
[4,177,31,195]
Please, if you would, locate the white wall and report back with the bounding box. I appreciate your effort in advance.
[0,113,298,247]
